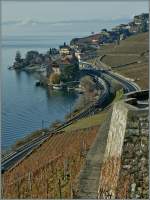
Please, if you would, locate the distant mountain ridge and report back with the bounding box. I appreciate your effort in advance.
[2,18,130,27]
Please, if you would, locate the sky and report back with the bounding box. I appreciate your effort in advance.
[2,1,149,23]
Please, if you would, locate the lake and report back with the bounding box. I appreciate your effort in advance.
[1,46,78,151]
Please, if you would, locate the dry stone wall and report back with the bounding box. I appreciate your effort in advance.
[116,109,149,199]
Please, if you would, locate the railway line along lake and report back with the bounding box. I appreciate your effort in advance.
[2,19,127,151]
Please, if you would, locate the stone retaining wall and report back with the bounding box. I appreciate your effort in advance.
[116,109,149,199]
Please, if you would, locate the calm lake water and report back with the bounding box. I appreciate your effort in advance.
[2,19,128,151]
[1,45,78,151]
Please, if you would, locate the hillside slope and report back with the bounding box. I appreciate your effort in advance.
[88,32,149,89]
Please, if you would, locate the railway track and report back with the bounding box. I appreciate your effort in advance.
[2,62,140,173]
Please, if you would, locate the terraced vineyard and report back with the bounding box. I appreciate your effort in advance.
[2,126,99,198]
[97,32,149,55]
[101,54,139,68]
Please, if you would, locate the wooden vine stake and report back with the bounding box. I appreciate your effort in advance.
[1,174,4,198]
[46,178,49,199]
[58,179,62,199]
[15,176,20,199]
[63,159,68,180]
[28,171,32,198]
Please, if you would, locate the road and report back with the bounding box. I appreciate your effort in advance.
[80,60,140,93]
[103,70,140,93]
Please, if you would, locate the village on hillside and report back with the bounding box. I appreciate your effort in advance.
[70,13,149,60]
[11,13,149,90]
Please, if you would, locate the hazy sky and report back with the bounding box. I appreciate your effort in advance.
[2,1,149,22]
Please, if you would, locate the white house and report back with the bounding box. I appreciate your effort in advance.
[59,43,71,55]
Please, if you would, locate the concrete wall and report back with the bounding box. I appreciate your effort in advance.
[98,102,128,199]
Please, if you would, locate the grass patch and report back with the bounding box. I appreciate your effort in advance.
[64,111,108,132]
[113,89,124,102]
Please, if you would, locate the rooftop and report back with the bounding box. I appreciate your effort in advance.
[59,42,71,49]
